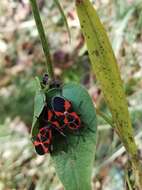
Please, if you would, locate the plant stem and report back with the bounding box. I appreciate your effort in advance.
[96,108,114,127]
[30,0,54,79]
[53,0,71,42]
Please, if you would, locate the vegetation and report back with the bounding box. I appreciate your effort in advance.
[0,0,142,189]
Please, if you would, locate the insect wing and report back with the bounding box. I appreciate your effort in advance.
[32,127,52,155]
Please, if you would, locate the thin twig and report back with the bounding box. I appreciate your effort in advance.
[96,108,114,127]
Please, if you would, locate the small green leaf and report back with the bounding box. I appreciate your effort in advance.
[31,77,46,135]
[51,83,97,190]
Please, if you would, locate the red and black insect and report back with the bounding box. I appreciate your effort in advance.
[47,109,67,136]
[51,96,81,131]
[32,107,55,155]
[32,127,53,155]
[32,106,66,155]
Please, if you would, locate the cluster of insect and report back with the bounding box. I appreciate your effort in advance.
[32,75,82,155]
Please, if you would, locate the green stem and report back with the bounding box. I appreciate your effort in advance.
[30,0,54,79]
[54,0,71,42]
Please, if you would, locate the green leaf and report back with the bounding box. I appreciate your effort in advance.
[31,77,46,135]
[50,83,97,190]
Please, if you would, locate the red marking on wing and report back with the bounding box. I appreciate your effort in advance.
[39,128,46,136]
[68,122,79,130]
[40,143,49,153]
[70,112,81,124]
[42,145,49,153]
[34,140,43,146]
[64,100,72,111]
[64,117,68,124]
[65,112,81,130]
[34,128,52,144]
[54,111,63,117]
[48,110,53,121]
[51,121,60,128]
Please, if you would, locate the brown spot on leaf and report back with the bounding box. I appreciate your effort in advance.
[128,136,134,142]
[94,50,99,57]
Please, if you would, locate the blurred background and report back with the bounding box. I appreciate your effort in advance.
[0,0,142,189]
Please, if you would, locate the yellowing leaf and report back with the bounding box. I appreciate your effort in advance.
[75,2,142,186]
[76,0,137,155]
